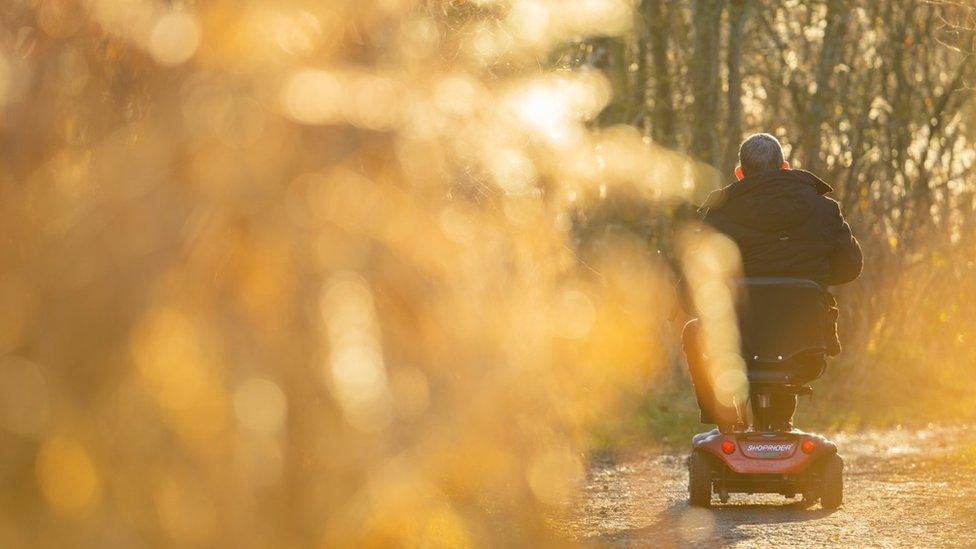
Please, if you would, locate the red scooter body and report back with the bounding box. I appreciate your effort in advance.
[693,428,836,475]
[689,427,844,507]
[686,278,846,508]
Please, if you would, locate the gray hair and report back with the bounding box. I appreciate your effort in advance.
[738,133,785,177]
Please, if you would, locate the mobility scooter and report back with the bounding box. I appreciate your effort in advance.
[688,278,843,508]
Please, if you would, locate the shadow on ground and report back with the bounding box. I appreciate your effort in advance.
[597,500,836,546]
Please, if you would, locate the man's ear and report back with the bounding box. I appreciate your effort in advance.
[734,165,745,181]
[781,160,791,170]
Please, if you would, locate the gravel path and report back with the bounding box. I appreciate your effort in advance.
[557,426,976,547]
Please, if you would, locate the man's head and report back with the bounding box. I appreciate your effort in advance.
[735,133,789,180]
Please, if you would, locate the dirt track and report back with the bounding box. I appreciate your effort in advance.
[558,426,976,547]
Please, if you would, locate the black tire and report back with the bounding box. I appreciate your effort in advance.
[688,450,712,507]
[820,453,843,509]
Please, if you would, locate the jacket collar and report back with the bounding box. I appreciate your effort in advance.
[700,169,832,212]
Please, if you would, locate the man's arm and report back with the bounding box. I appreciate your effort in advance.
[825,200,862,285]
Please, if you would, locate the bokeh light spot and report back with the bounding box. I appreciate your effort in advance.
[321,273,393,432]
[149,12,201,66]
[280,68,341,125]
[234,377,288,434]
[35,436,101,514]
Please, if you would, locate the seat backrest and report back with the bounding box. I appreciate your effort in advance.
[735,277,827,362]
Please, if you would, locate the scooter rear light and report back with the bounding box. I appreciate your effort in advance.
[801,440,816,454]
[721,441,735,454]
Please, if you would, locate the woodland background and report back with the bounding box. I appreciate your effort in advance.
[0,0,974,546]
[570,0,976,434]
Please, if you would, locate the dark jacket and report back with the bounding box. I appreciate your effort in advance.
[699,169,862,286]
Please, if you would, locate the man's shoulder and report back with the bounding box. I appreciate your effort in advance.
[699,185,734,211]
[788,169,833,195]
[814,193,843,214]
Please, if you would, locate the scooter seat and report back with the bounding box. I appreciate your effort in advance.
[736,278,829,385]
[745,351,826,385]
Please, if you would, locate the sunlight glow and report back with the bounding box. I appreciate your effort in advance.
[509,73,612,144]
[35,436,101,514]
[680,230,748,414]
[234,377,288,434]
[322,273,393,432]
[149,11,201,66]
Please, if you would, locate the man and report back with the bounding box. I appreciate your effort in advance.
[683,133,862,431]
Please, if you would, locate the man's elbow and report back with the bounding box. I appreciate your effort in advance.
[827,242,863,285]
[828,258,862,285]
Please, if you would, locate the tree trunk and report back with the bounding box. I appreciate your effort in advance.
[690,0,724,167]
[800,0,851,173]
[645,0,677,147]
[632,1,650,132]
[722,0,749,176]
[592,37,630,125]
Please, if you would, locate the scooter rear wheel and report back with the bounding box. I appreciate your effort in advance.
[688,450,712,507]
[819,453,843,509]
